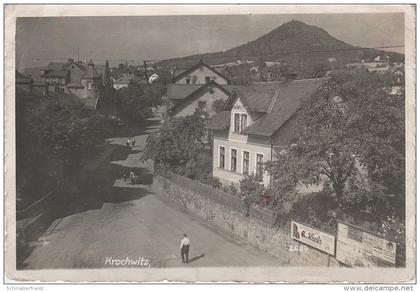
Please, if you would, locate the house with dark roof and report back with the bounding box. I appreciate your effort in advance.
[111,72,135,90]
[40,59,103,110]
[207,78,328,189]
[15,71,47,100]
[16,70,99,110]
[164,60,234,120]
[164,81,234,119]
[172,59,230,85]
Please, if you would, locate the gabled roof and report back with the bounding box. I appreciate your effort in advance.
[211,78,329,138]
[113,73,132,85]
[166,84,203,100]
[169,82,232,117]
[16,71,32,84]
[244,78,329,137]
[172,60,229,83]
[41,69,69,78]
[207,111,231,130]
[392,66,405,75]
[223,83,281,113]
[214,66,233,79]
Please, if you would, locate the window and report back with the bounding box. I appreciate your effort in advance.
[231,149,237,172]
[233,113,248,133]
[54,87,64,93]
[205,76,211,83]
[209,89,214,94]
[192,76,198,84]
[256,154,264,179]
[243,151,250,175]
[241,114,248,132]
[186,76,191,84]
[219,147,225,168]
[234,113,240,132]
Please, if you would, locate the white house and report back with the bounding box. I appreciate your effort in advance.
[207,78,329,191]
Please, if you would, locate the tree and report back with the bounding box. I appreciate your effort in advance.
[116,80,162,122]
[211,99,226,114]
[103,60,112,89]
[142,110,208,173]
[239,174,265,216]
[267,70,404,219]
[17,95,116,202]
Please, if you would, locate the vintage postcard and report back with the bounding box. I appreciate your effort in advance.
[3,4,416,284]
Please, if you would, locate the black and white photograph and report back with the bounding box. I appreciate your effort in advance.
[3,3,416,286]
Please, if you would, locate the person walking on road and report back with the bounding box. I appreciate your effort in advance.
[123,168,129,182]
[126,138,131,147]
[131,137,136,147]
[129,170,135,184]
[180,234,190,264]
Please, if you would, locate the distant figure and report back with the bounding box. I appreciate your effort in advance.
[131,137,136,147]
[129,170,135,184]
[180,234,190,264]
[123,168,129,182]
[126,138,131,147]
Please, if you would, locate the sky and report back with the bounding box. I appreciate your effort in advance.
[16,13,405,70]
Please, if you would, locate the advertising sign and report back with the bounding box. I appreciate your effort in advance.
[291,221,336,255]
[336,222,396,267]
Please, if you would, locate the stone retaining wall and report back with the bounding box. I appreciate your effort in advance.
[153,170,340,267]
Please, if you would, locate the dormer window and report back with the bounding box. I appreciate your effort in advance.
[233,113,248,133]
[241,114,247,132]
[234,113,240,132]
[186,76,191,84]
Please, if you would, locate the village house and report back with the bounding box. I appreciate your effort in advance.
[171,59,231,85]
[389,66,405,95]
[16,70,94,106]
[15,71,47,100]
[163,60,233,119]
[164,82,233,119]
[207,78,328,191]
[40,59,103,110]
[111,72,134,90]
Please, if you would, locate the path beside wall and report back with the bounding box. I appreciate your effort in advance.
[153,170,340,267]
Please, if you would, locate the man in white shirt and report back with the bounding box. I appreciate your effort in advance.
[180,234,190,263]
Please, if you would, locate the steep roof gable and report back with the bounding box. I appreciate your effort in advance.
[168,82,232,117]
[244,78,329,137]
[172,60,229,83]
[212,78,328,137]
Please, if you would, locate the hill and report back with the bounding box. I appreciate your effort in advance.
[158,20,404,78]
